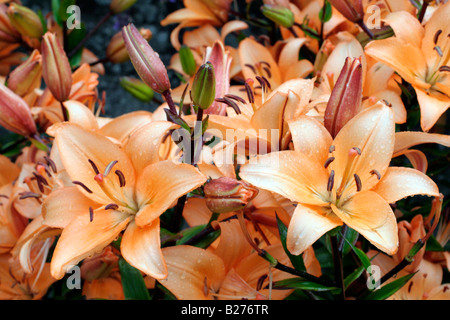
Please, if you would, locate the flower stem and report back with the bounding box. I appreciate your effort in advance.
[418,1,429,23]
[357,20,374,40]
[162,89,177,115]
[68,10,114,58]
[331,235,345,299]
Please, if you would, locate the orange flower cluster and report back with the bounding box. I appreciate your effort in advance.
[0,0,449,301]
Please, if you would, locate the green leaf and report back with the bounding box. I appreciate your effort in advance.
[345,237,371,270]
[59,0,77,22]
[319,1,332,23]
[425,235,445,252]
[273,278,340,293]
[164,108,191,133]
[175,224,206,245]
[52,0,63,26]
[339,227,359,256]
[66,24,86,68]
[364,272,417,300]
[119,258,151,300]
[344,265,365,290]
[276,214,306,271]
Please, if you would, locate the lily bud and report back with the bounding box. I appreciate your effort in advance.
[41,32,72,102]
[261,4,295,28]
[122,23,171,94]
[0,4,21,43]
[7,3,44,39]
[191,62,216,110]
[106,28,152,64]
[327,0,364,23]
[324,56,363,138]
[0,82,36,136]
[179,45,196,77]
[7,49,42,97]
[120,76,154,102]
[396,215,426,273]
[110,0,137,14]
[204,177,259,214]
[80,246,119,282]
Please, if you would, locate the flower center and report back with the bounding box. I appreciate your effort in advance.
[426,30,450,93]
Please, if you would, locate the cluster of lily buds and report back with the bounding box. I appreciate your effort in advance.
[6,3,43,40]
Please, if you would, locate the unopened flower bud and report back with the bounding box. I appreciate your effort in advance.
[110,0,137,14]
[261,4,295,28]
[191,62,216,110]
[7,3,44,39]
[80,246,119,282]
[179,45,196,77]
[7,49,42,97]
[328,0,364,23]
[106,28,152,64]
[204,177,259,214]
[41,32,72,102]
[0,4,21,43]
[122,23,171,94]
[324,56,363,138]
[120,76,154,102]
[0,82,36,136]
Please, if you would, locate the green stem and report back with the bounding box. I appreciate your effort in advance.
[331,235,345,299]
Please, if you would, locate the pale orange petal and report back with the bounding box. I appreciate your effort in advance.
[160,245,226,300]
[121,219,167,279]
[372,167,440,204]
[287,204,342,255]
[182,197,213,226]
[42,186,100,228]
[383,11,424,47]
[332,191,398,255]
[393,131,450,156]
[50,209,129,279]
[239,151,329,206]
[0,154,19,187]
[64,100,99,131]
[135,160,207,227]
[288,115,333,164]
[414,87,450,132]
[124,121,179,175]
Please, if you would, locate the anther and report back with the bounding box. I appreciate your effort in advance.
[44,156,57,173]
[224,94,246,104]
[18,192,41,199]
[439,66,450,72]
[115,170,126,187]
[244,64,256,74]
[261,76,271,89]
[259,61,271,68]
[329,145,335,153]
[263,67,272,79]
[324,157,335,168]
[370,169,381,180]
[255,76,266,92]
[327,170,335,192]
[33,173,48,186]
[88,159,100,175]
[72,180,93,193]
[104,160,118,177]
[105,203,119,210]
[351,147,362,155]
[244,80,255,104]
[354,173,362,192]
[89,207,94,222]
[434,29,442,45]
[257,274,268,291]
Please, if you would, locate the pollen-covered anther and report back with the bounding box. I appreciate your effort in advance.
[327,170,335,192]
[89,206,94,222]
[105,203,119,210]
[439,66,450,72]
[88,159,100,175]
[18,192,41,200]
[44,156,57,173]
[324,156,335,168]
[434,29,442,45]
[115,170,126,187]
[244,79,255,104]
[72,180,93,193]
[350,147,362,156]
[354,173,362,192]
[329,145,335,153]
[104,160,118,177]
[370,169,381,180]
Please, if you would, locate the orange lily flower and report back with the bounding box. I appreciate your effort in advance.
[239,104,441,255]
[0,240,56,300]
[42,122,207,280]
[365,3,450,131]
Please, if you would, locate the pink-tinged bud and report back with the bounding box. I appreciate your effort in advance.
[0,82,36,136]
[204,177,259,214]
[324,56,363,138]
[396,215,426,273]
[0,4,21,43]
[41,32,72,102]
[328,0,364,23]
[122,23,171,94]
[7,3,44,39]
[110,0,137,14]
[7,49,42,97]
[106,28,152,64]
[80,246,119,282]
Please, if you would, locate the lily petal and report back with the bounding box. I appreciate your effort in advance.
[287,204,342,255]
[372,167,439,204]
[121,219,167,279]
[160,245,226,300]
[414,87,450,132]
[394,131,450,156]
[240,151,329,206]
[50,209,129,279]
[383,11,424,48]
[135,160,207,227]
